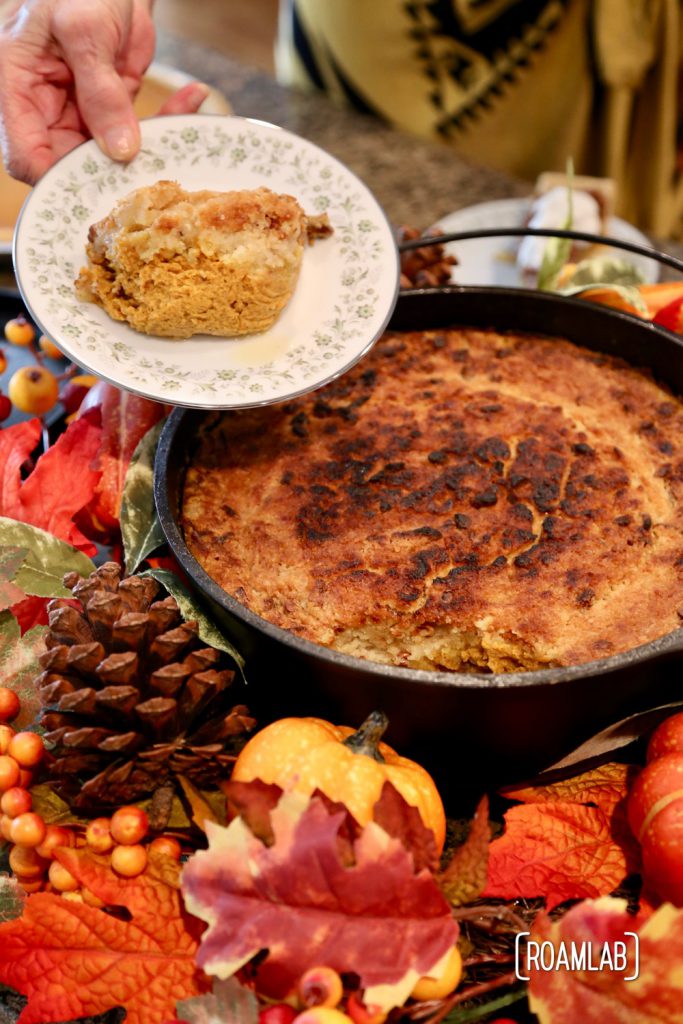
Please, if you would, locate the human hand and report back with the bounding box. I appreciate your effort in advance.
[0,0,209,184]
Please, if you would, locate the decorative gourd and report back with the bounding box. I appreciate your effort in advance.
[627,711,683,905]
[231,711,447,853]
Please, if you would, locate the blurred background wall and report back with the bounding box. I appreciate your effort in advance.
[155,0,279,74]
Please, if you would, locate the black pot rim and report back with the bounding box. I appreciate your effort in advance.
[154,285,683,692]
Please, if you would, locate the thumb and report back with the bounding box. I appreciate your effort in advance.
[75,62,140,161]
[59,21,140,161]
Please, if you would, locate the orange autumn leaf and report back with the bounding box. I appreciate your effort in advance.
[438,795,491,906]
[502,763,638,815]
[528,897,683,1023]
[0,847,205,1024]
[483,801,637,910]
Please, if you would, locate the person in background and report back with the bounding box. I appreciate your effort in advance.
[0,0,207,185]
[275,0,683,237]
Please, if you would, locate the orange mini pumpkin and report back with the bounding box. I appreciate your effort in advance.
[230,711,446,853]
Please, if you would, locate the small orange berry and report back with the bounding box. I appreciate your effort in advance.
[0,813,15,841]
[346,994,386,1024]
[0,725,14,754]
[110,806,148,845]
[8,731,44,768]
[16,876,44,894]
[9,845,47,879]
[60,374,98,414]
[48,859,79,892]
[0,755,20,791]
[35,825,75,859]
[61,891,84,902]
[0,786,32,817]
[10,812,46,848]
[297,967,344,1009]
[0,349,6,374]
[8,366,59,415]
[0,688,20,723]
[293,1009,352,1024]
[411,945,463,1001]
[81,886,105,909]
[85,817,114,853]
[149,836,182,860]
[111,843,148,877]
[38,334,63,360]
[4,315,35,347]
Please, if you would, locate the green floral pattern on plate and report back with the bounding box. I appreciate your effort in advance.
[15,116,398,408]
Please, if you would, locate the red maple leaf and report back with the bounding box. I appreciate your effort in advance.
[483,800,638,910]
[0,415,102,554]
[89,384,166,526]
[14,414,102,553]
[182,789,458,1009]
[527,897,683,1023]
[0,420,41,513]
[0,847,206,1024]
[9,595,51,634]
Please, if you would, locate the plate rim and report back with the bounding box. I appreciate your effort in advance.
[12,113,400,410]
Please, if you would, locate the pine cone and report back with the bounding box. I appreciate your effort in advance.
[36,563,255,812]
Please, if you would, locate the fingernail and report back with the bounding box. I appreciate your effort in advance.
[100,126,137,161]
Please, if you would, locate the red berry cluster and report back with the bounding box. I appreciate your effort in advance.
[0,690,48,894]
[85,807,182,880]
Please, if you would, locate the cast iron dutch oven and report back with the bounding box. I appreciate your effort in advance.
[155,284,683,785]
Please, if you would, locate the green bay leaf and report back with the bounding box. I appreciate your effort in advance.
[176,977,260,1024]
[0,547,28,611]
[28,783,88,826]
[144,567,245,675]
[441,987,527,1024]
[0,517,95,598]
[0,875,26,925]
[138,787,227,830]
[0,612,47,729]
[121,419,167,575]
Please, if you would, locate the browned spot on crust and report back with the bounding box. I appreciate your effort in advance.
[182,327,683,673]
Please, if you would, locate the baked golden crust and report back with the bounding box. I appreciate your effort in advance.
[182,327,683,672]
[76,181,324,338]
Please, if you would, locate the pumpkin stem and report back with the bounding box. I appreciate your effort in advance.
[342,711,389,762]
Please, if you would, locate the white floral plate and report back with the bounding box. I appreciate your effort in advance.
[13,115,399,408]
